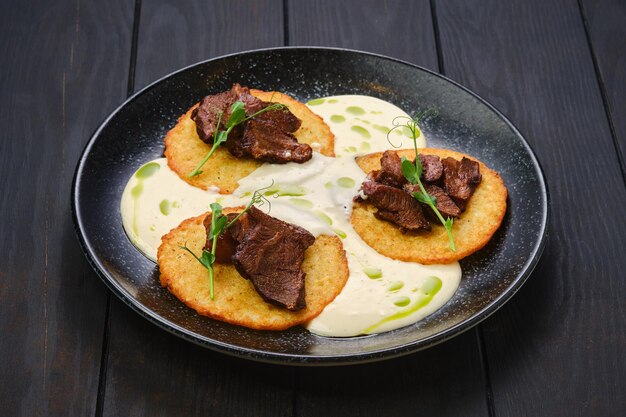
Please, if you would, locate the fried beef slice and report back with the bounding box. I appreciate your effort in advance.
[372,150,407,187]
[441,157,482,211]
[419,154,443,182]
[204,206,315,311]
[360,180,431,232]
[191,84,312,163]
[228,115,311,163]
[191,89,238,143]
[403,183,461,219]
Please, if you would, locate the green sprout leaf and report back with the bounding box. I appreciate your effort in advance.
[413,192,436,205]
[180,244,215,272]
[401,157,419,184]
[226,101,246,128]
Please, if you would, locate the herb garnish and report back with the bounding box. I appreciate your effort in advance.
[388,111,456,251]
[188,101,288,177]
[180,185,272,299]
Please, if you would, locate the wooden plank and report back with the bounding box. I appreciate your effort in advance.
[134,0,287,90]
[288,2,489,416]
[435,0,626,415]
[100,1,293,416]
[295,332,487,416]
[0,0,133,415]
[580,0,626,174]
[287,0,439,72]
[102,297,295,417]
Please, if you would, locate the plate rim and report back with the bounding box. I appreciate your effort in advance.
[71,46,550,365]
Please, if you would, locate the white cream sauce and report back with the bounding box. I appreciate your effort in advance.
[120,95,461,337]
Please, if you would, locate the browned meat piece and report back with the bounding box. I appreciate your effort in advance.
[375,150,407,187]
[441,157,482,210]
[404,183,461,219]
[230,207,315,311]
[191,84,312,163]
[228,117,312,163]
[254,102,302,132]
[361,180,431,232]
[419,154,443,182]
[231,83,266,114]
[191,89,238,143]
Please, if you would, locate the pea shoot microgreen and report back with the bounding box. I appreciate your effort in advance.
[387,110,456,251]
[179,184,273,300]
[188,101,288,177]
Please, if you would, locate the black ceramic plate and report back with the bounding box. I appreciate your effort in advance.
[72,47,548,365]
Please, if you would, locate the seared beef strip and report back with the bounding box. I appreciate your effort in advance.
[227,113,311,163]
[441,157,482,210]
[190,84,312,163]
[360,180,431,232]
[191,89,238,143]
[203,206,315,311]
[403,183,461,219]
[375,150,407,188]
[419,154,443,182]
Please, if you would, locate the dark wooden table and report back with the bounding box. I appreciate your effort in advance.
[2,0,625,415]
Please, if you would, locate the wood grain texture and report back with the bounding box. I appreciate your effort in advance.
[101,1,294,416]
[102,298,295,417]
[287,0,439,71]
[580,0,626,176]
[435,0,626,415]
[295,332,488,417]
[135,0,285,90]
[0,0,133,415]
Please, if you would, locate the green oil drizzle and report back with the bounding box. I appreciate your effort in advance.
[360,142,371,151]
[289,198,314,209]
[388,281,404,292]
[135,162,160,179]
[315,211,333,225]
[363,276,443,334]
[346,106,366,115]
[332,228,347,239]
[330,115,346,123]
[351,125,371,139]
[364,267,383,279]
[373,124,391,135]
[307,98,325,106]
[159,199,171,215]
[130,183,143,198]
[343,146,357,153]
[394,296,411,307]
[130,162,161,236]
[328,99,339,103]
[324,181,333,189]
[337,177,355,188]
[264,184,307,197]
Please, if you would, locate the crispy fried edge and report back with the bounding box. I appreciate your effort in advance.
[157,210,349,330]
[351,148,508,264]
